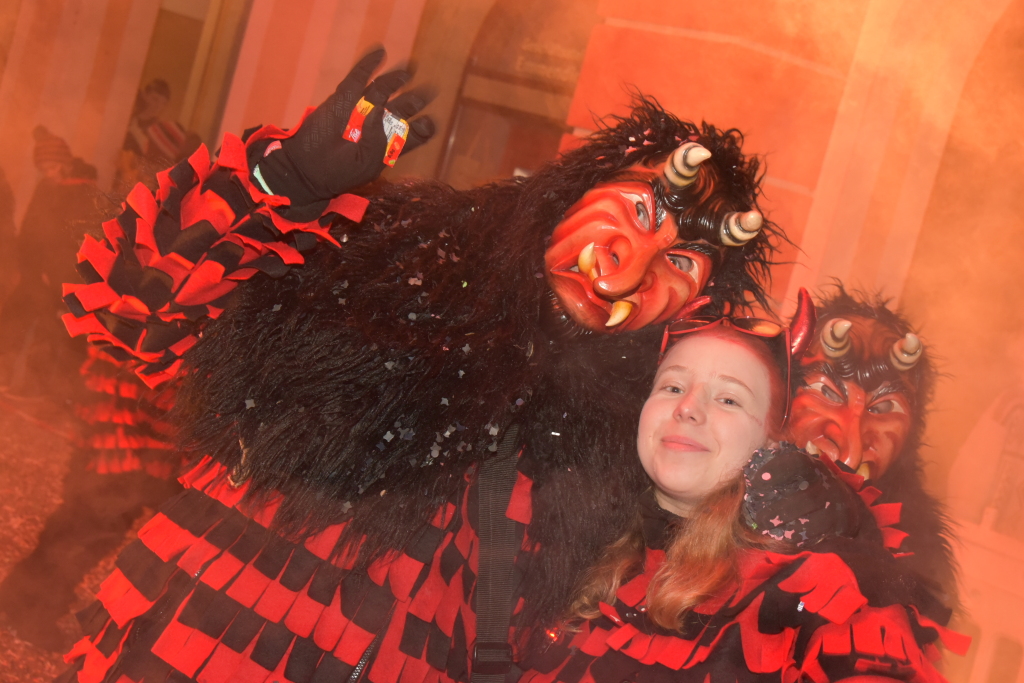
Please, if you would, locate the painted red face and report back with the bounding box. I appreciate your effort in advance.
[545,167,713,332]
[787,371,911,480]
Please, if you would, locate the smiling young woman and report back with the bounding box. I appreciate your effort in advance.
[515,320,967,683]
[570,326,788,629]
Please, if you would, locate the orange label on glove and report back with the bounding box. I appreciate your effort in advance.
[342,98,375,143]
[343,97,410,166]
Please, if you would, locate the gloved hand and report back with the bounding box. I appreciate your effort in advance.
[252,47,435,209]
[741,442,861,546]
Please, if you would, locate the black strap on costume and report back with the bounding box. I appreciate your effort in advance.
[472,424,522,683]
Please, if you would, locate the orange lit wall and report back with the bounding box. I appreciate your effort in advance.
[0,0,161,220]
[217,0,428,139]
[566,0,1013,312]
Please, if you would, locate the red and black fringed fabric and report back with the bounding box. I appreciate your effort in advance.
[519,546,970,683]
[74,345,181,478]
[60,115,369,389]
[61,454,538,683]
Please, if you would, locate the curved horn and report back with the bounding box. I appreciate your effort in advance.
[664,142,711,188]
[890,332,923,371]
[789,288,816,358]
[719,210,763,247]
[820,318,853,358]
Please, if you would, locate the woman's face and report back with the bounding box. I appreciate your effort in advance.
[637,333,774,516]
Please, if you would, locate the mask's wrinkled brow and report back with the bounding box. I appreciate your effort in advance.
[803,361,848,400]
[604,171,668,227]
[870,381,909,402]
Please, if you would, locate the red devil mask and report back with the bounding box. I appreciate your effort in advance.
[545,166,717,332]
[786,314,923,480]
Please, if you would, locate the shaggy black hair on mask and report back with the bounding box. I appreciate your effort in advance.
[172,96,784,638]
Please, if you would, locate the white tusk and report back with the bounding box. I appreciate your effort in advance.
[804,441,820,456]
[605,300,633,328]
[578,242,596,274]
[856,462,872,480]
[664,143,711,188]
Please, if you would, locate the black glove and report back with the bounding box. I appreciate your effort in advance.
[252,48,435,210]
[741,442,861,547]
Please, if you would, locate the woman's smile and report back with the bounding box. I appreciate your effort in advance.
[660,434,710,452]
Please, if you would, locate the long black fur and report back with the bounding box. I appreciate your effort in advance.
[173,97,783,637]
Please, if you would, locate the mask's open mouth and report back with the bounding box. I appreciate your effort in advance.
[549,242,640,330]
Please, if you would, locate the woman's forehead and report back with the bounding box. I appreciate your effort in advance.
[657,333,772,385]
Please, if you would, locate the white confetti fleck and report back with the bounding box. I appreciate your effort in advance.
[341,234,349,243]
[408,277,422,285]
[515,398,524,406]
[340,501,352,513]
[488,426,499,436]
[340,280,349,288]
[385,361,395,370]
[441,398,449,406]
[488,443,498,452]
[272,304,282,311]
[408,313,417,320]
[462,344,471,354]
[458,370,465,378]
[338,298,346,304]
[462,281,468,288]
[383,431,395,442]
[245,399,255,409]
[551,432,561,436]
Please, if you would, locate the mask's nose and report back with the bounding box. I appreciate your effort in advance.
[592,238,656,299]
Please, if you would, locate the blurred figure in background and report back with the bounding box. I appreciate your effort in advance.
[0,165,16,310]
[0,126,100,397]
[116,78,201,193]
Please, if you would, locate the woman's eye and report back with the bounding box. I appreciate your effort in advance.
[668,254,695,273]
[869,399,906,415]
[808,381,843,403]
[719,397,739,407]
[635,201,650,230]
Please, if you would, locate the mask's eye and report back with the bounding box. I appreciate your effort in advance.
[869,399,907,415]
[667,254,695,272]
[635,201,650,230]
[807,381,844,403]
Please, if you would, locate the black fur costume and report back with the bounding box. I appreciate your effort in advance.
[58,98,794,682]
[173,98,781,635]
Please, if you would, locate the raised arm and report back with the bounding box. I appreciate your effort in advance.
[62,49,433,388]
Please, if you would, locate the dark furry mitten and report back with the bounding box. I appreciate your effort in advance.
[742,442,862,546]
